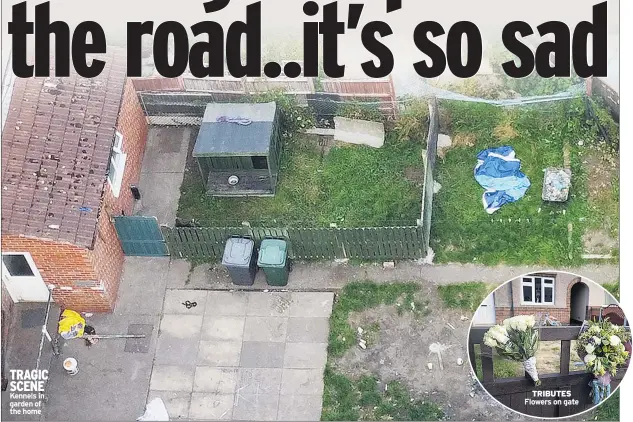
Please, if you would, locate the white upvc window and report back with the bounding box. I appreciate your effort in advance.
[521,276,555,305]
[107,131,127,197]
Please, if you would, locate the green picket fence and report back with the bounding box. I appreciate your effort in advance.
[163,226,426,261]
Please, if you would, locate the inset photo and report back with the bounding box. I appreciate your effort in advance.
[468,272,630,419]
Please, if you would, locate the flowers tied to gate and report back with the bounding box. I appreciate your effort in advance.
[576,319,630,382]
[483,315,541,385]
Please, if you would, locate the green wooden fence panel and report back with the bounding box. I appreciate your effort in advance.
[163,225,426,261]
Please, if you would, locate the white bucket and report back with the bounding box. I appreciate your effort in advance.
[63,358,78,376]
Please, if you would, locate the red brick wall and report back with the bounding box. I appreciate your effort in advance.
[1,80,149,313]
[495,307,571,325]
[88,79,149,310]
[1,235,113,312]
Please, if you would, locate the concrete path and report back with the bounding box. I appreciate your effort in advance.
[148,290,333,421]
[134,126,193,226]
[43,258,169,421]
[165,259,619,291]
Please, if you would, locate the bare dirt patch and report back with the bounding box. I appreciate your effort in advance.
[583,150,619,254]
[493,121,519,141]
[404,166,424,185]
[330,284,520,421]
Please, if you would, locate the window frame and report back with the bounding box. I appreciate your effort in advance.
[521,276,555,305]
[107,131,127,198]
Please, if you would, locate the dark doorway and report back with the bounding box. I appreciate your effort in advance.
[570,282,590,325]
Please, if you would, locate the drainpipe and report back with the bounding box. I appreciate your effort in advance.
[509,280,515,317]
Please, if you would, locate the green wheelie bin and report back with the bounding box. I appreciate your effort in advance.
[257,239,290,286]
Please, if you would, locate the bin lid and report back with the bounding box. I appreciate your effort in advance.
[257,239,287,267]
[222,237,254,266]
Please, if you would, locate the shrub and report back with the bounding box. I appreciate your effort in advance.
[338,102,385,122]
[392,98,429,144]
[252,90,315,136]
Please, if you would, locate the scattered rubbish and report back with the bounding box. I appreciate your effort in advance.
[457,358,464,366]
[433,181,442,194]
[78,207,93,212]
[137,397,169,421]
[460,315,469,321]
[182,300,197,309]
[446,322,456,330]
[357,327,364,335]
[474,146,531,214]
[359,342,367,350]
[427,362,433,370]
[63,358,79,376]
[469,392,475,398]
[429,342,454,370]
[83,313,93,318]
[379,359,385,365]
[542,167,572,202]
[382,261,395,269]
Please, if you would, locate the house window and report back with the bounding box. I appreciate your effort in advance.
[107,131,127,197]
[521,276,555,305]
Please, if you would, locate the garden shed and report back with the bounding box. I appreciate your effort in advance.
[193,102,281,196]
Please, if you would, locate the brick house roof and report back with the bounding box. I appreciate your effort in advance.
[1,48,127,248]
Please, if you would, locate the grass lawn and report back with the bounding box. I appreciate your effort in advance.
[178,135,424,227]
[431,99,594,265]
[322,370,444,421]
[437,281,490,312]
[322,282,441,421]
[602,280,620,301]
[589,389,620,421]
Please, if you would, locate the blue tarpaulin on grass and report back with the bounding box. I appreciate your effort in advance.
[474,146,531,214]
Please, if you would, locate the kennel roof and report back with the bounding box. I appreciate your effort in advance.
[192,102,278,157]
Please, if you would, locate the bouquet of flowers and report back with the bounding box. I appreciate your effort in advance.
[575,319,630,403]
[483,315,541,385]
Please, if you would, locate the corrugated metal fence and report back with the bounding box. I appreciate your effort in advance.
[419,98,438,253]
[162,225,426,261]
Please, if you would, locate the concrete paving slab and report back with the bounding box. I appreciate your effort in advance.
[289,292,334,318]
[140,127,192,174]
[206,291,249,316]
[280,369,325,396]
[283,343,328,369]
[134,172,186,226]
[115,257,170,316]
[286,317,330,343]
[155,335,200,366]
[193,367,238,393]
[189,393,234,420]
[232,393,280,421]
[246,292,292,317]
[163,290,207,315]
[150,365,195,392]
[197,341,242,366]
[201,316,245,341]
[240,342,285,368]
[165,259,193,289]
[148,391,192,420]
[243,316,288,342]
[125,323,154,353]
[160,314,203,339]
[236,368,283,395]
[277,395,323,421]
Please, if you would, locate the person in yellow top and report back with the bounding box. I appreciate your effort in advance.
[57,310,86,340]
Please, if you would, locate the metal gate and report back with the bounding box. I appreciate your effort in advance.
[113,216,168,256]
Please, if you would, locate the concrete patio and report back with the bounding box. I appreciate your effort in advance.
[148,290,333,421]
[41,257,333,421]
